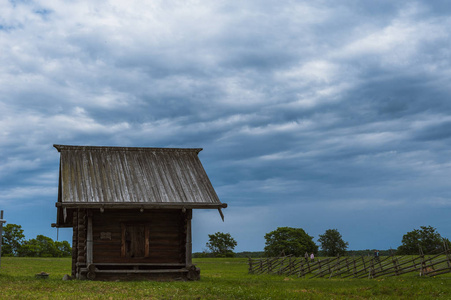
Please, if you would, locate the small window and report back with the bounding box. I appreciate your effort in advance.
[121,223,150,258]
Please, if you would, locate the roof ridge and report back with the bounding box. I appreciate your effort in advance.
[53,144,203,153]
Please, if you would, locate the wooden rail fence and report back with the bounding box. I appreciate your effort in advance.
[248,246,451,279]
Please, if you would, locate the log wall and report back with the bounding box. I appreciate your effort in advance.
[72,209,88,278]
[90,209,186,264]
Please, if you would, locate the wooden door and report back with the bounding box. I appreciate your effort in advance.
[121,223,149,258]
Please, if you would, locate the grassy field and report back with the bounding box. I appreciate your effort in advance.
[0,257,450,299]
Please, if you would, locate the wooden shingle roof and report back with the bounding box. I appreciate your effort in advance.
[54,145,225,210]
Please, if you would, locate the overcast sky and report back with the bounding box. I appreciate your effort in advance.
[1,0,451,253]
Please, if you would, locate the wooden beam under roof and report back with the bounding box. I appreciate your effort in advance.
[55,202,227,209]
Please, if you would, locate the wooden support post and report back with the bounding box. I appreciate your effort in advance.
[185,209,192,267]
[87,211,93,266]
[72,211,78,277]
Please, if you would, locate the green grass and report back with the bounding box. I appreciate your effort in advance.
[0,257,450,299]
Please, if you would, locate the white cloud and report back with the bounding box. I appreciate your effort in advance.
[337,6,450,68]
[0,186,56,203]
[238,121,304,136]
[278,60,341,84]
[51,109,131,136]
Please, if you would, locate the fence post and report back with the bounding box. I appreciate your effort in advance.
[0,211,6,270]
[361,256,366,273]
[289,256,292,275]
[444,240,451,272]
[419,244,426,276]
[298,259,305,277]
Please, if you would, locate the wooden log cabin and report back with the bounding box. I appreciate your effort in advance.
[52,145,227,281]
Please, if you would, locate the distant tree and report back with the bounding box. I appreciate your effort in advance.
[1,223,71,257]
[318,229,349,257]
[397,226,448,255]
[206,232,237,257]
[264,227,318,257]
[1,224,25,256]
[18,235,72,257]
[17,242,41,257]
[18,235,52,257]
[444,238,451,251]
[55,240,72,257]
[36,235,58,257]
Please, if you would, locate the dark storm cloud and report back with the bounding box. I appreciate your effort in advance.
[415,121,451,141]
[1,0,451,250]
